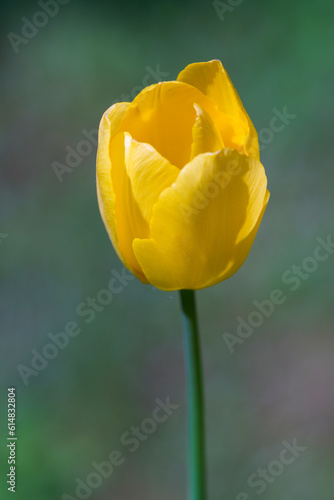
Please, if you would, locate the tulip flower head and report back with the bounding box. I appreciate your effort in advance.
[96,60,269,290]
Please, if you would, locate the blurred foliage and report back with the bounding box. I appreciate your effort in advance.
[1,0,334,499]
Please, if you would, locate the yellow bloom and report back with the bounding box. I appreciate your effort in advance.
[96,60,269,291]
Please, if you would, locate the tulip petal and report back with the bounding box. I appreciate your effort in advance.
[191,103,224,159]
[108,132,149,281]
[123,134,180,222]
[96,102,133,270]
[133,149,269,290]
[108,131,180,282]
[118,81,241,168]
[177,60,259,159]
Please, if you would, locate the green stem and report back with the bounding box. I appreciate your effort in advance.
[180,290,206,500]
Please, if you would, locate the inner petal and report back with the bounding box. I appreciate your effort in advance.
[123,132,180,222]
[110,131,180,278]
[118,81,223,168]
[191,103,224,159]
[119,81,251,168]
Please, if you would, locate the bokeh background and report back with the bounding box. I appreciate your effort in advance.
[1,0,334,499]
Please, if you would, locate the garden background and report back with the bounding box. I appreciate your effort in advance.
[1,1,334,499]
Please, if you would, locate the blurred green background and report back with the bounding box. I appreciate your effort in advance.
[1,0,334,499]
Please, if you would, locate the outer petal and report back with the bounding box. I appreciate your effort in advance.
[107,131,179,282]
[133,149,269,290]
[96,102,131,270]
[118,81,242,168]
[177,60,259,159]
[190,103,224,160]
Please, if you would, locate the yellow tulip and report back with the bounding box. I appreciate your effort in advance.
[96,60,269,291]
